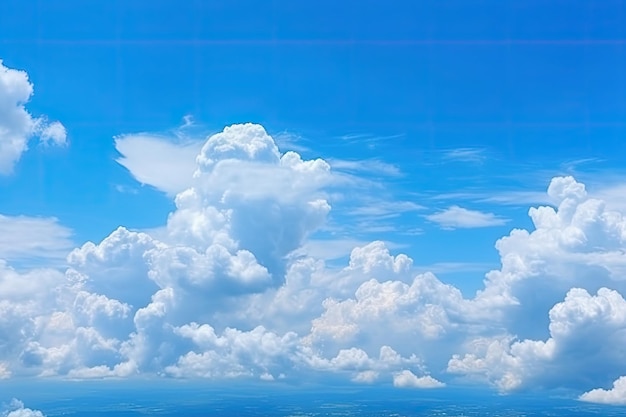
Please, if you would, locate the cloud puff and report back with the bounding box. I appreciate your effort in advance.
[0,60,66,175]
[393,370,445,389]
[2,399,44,417]
[448,287,626,392]
[580,376,626,406]
[426,206,508,229]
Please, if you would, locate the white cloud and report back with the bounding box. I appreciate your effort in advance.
[352,370,378,383]
[38,121,67,147]
[580,376,626,406]
[291,238,369,261]
[448,287,626,392]
[5,115,626,406]
[0,215,73,266]
[0,362,10,379]
[115,133,204,196]
[393,370,445,389]
[0,60,67,175]
[426,206,508,229]
[441,147,486,164]
[2,399,45,417]
[349,201,424,218]
[328,158,402,177]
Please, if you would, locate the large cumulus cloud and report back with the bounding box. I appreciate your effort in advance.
[2,120,626,405]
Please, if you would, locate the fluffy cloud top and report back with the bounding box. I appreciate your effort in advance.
[0,60,67,175]
[1,399,44,417]
[393,370,445,389]
[580,376,626,406]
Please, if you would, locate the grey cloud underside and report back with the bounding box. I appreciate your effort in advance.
[2,123,626,405]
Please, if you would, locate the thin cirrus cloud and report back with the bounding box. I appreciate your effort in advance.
[0,214,74,266]
[0,60,67,175]
[441,147,487,164]
[328,158,403,177]
[425,205,509,229]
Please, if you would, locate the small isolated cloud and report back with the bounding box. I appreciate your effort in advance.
[426,206,508,229]
[0,215,73,265]
[393,370,445,389]
[38,120,67,147]
[442,147,486,164]
[0,60,67,175]
[2,399,45,417]
[580,376,626,406]
[0,362,10,379]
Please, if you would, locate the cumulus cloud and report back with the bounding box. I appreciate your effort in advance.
[580,376,626,406]
[426,206,508,229]
[393,370,445,389]
[4,115,626,407]
[0,60,67,175]
[1,399,44,417]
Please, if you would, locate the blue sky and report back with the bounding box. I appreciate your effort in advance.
[2,0,626,412]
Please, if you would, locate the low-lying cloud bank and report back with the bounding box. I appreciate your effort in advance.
[1,122,626,405]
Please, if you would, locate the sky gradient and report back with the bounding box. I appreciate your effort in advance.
[1,1,626,414]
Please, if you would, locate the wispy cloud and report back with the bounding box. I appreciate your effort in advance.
[336,133,405,149]
[415,261,496,275]
[559,157,604,173]
[430,190,551,206]
[425,206,508,229]
[441,147,487,164]
[329,158,402,177]
[0,215,74,267]
[350,200,424,218]
[115,133,204,196]
[272,130,313,154]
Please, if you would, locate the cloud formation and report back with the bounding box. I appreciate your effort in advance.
[580,376,626,406]
[426,205,508,229]
[115,133,203,196]
[0,60,67,175]
[2,120,626,405]
[1,399,44,417]
[0,215,74,266]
